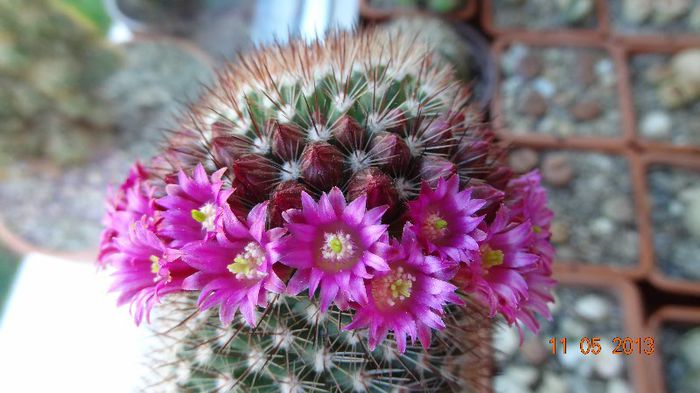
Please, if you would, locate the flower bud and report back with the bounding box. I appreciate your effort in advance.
[271,122,304,161]
[485,166,514,190]
[419,155,457,186]
[300,142,345,191]
[347,168,400,220]
[333,115,365,149]
[232,154,278,202]
[369,132,411,174]
[421,117,454,155]
[212,135,249,168]
[268,181,308,227]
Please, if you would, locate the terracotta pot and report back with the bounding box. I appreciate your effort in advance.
[481,0,609,38]
[646,306,700,393]
[503,140,653,279]
[490,34,635,149]
[553,271,651,393]
[617,42,700,155]
[638,152,700,296]
[360,0,476,22]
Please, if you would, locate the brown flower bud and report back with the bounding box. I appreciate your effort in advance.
[347,168,400,220]
[453,139,490,174]
[421,117,454,155]
[232,154,279,202]
[300,142,345,191]
[271,122,304,161]
[268,181,308,227]
[369,132,411,174]
[419,155,457,186]
[333,115,365,149]
[485,166,514,190]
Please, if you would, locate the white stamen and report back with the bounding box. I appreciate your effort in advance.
[228,242,267,280]
[197,203,217,231]
[321,231,355,261]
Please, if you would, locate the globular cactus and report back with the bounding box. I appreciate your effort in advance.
[99,27,555,393]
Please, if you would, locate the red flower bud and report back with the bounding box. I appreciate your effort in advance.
[300,142,345,191]
[347,168,400,220]
[333,115,365,149]
[485,166,514,190]
[232,154,279,202]
[419,155,457,186]
[212,135,250,168]
[271,122,304,161]
[369,132,411,174]
[421,117,454,155]
[268,181,308,228]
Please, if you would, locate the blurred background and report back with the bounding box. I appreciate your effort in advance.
[0,1,699,392]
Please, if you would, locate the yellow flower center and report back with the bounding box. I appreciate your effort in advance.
[227,242,267,280]
[321,231,355,262]
[533,225,542,234]
[390,278,412,299]
[191,203,217,231]
[423,213,448,241]
[481,246,504,269]
[150,255,160,274]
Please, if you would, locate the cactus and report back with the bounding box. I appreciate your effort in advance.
[0,0,119,167]
[100,27,555,393]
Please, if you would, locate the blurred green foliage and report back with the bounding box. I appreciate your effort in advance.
[0,245,20,318]
[60,0,112,34]
[0,0,120,168]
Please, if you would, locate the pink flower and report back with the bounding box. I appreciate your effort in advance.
[345,227,461,353]
[407,176,486,261]
[99,163,158,268]
[278,187,390,312]
[182,202,286,326]
[157,163,231,248]
[511,269,556,335]
[463,206,539,320]
[106,220,190,325]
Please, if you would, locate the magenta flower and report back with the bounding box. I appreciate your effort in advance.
[345,226,461,353]
[464,206,539,319]
[407,176,486,261]
[182,202,286,326]
[157,163,231,248]
[106,220,189,325]
[99,163,158,268]
[278,187,390,312]
[511,269,556,335]
[506,170,555,269]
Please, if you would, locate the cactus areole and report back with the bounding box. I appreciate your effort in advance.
[99,28,556,392]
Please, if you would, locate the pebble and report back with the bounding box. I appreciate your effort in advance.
[683,192,700,239]
[570,100,602,121]
[560,316,587,338]
[522,338,548,365]
[607,379,632,393]
[536,372,569,393]
[575,295,610,321]
[564,0,594,23]
[640,110,672,138]
[653,0,692,23]
[509,148,539,174]
[519,54,543,79]
[680,328,700,369]
[550,220,570,244]
[594,341,623,378]
[622,0,653,24]
[590,217,615,236]
[542,153,574,187]
[602,196,634,224]
[691,6,700,31]
[519,91,548,118]
[493,326,520,360]
[533,77,556,98]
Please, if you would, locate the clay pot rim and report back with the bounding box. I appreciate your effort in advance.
[490,34,636,148]
[638,152,700,296]
[0,217,97,262]
[480,0,609,39]
[505,140,653,280]
[646,306,700,393]
[552,271,650,393]
[617,44,700,155]
[359,0,477,22]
